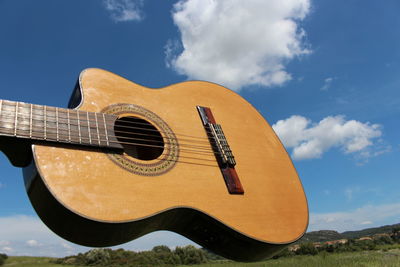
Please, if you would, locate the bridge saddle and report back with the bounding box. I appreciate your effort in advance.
[197,106,244,194]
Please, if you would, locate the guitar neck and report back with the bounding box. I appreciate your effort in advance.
[0,99,122,150]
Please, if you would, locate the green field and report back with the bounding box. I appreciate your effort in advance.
[3,249,400,267]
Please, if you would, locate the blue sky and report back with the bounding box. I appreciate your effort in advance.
[0,0,399,257]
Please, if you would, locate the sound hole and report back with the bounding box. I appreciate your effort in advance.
[114,116,164,160]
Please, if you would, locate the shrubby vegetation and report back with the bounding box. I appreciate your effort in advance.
[272,227,400,259]
[0,253,7,266]
[53,228,400,266]
[54,245,219,266]
[302,223,400,242]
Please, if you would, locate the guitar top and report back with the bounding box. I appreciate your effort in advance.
[0,68,308,261]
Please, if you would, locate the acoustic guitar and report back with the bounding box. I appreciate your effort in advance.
[0,69,308,261]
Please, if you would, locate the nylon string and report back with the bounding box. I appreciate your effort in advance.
[0,104,233,167]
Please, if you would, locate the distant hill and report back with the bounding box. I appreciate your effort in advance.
[341,223,400,239]
[299,223,400,243]
[299,230,343,243]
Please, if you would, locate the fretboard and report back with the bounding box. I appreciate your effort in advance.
[0,99,122,150]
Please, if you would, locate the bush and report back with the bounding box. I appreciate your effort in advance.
[201,249,225,261]
[296,243,318,256]
[151,246,180,265]
[272,248,294,259]
[0,254,7,266]
[54,245,210,266]
[375,235,393,245]
[355,240,376,251]
[85,248,111,265]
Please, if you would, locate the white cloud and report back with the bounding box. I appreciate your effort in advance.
[345,186,361,201]
[0,241,12,254]
[0,215,76,256]
[0,215,195,256]
[0,215,52,241]
[103,0,144,22]
[26,239,40,247]
[167,0,311,90]
[309,203,400,232]
[321,77,334,91]
[0,241,10,246]
[360,221,373,225]
[272,115,383,160]
[323,190,331,196]
[61,243,73,249]
[0,246,13,253]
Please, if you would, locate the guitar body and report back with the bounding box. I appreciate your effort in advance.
[22,68,308,261]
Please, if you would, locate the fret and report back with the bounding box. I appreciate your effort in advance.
[0,100,3,135]
[86,111,92,144]
[87,112,99,145]
[43,106,55,141]
[77,110,93,145]
[14,102,18,136]
[0,99,121,150]
[0,100,2,131]
[67,109,71,142]
[104,114,122,150]
[102,113,109,146]
[55,109,67,142]
[32,104,44,139]
[0,101,33,138]
[0,100,3,136]
[16,102,31,137]
[1,101,16,135]
[56,107,59,141]
[94,112,101,145]
[77,110,82,144]
[43,105,47,140]
[30,104,33,138]
[67,110,79,144]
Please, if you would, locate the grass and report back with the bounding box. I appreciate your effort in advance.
[3,249,400,267]
[3,256,63,267]
[186,249,400,267]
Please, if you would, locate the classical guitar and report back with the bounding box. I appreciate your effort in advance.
[0,69,308,261]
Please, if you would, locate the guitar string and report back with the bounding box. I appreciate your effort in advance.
[0,105,228,148]
[112,132,212,150]
[0,123,222,157]
[0,111,218,152]
[0,104,235,162]
[0,103,214,141]
[0,123,219,158]
[0,121,230,164]
[3,109,217,154]
[16,109,215,141]
[157,157,218,167]
[0,125,222,166]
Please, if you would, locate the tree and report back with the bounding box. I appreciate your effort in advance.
[392,227,400,242]
[152,245,171,254]
[84,248,111,265]
[174,245,207,265]
[152,245,180,265]
[375,235,393,245]
[0,254,7,266]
